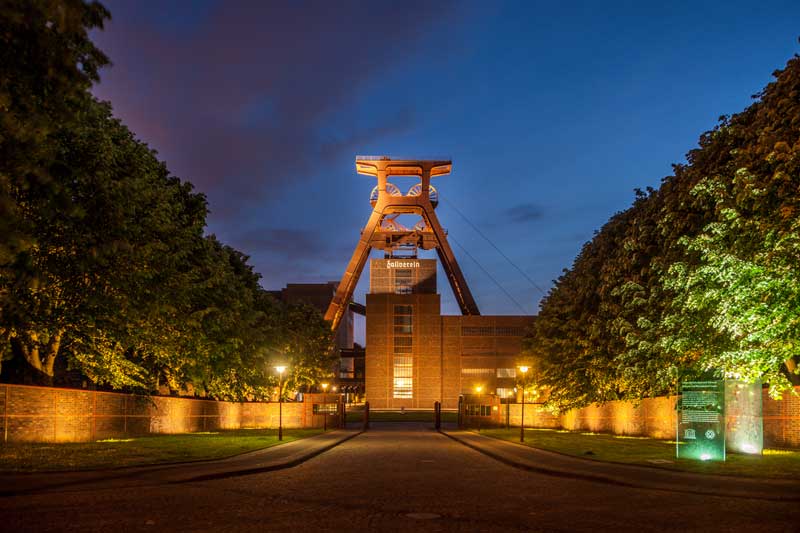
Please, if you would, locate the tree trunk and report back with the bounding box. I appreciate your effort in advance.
[15,333,42,372]
[14,330,62,386]
[42,331,62,377]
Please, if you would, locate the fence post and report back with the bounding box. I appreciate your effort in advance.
[92,390,97,441]
[53,389,57,442]
[3,385,8,443]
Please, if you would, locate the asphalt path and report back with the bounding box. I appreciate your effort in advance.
[0,422,796,532]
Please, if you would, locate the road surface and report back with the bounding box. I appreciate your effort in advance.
[0,422,795,532]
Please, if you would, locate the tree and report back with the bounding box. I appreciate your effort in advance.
[0,1,341,398]
[0,0,110,373]
[4,97,208,386]
[524,52,800,410]
[271,302,336,400]
[661,175,800,397]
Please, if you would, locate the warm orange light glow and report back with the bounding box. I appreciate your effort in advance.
[518,365,529,374]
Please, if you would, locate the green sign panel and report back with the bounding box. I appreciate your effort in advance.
[677,380,725,461]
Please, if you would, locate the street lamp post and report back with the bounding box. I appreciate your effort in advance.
[321,382,329,431]
[475,385,483,432]
[518,366,529,442]
[275,365,286,440]
[506,390,513,429]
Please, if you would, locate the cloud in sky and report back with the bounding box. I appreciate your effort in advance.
[92,0,455,220]
[505,203,545,223]
[87,0,800,327]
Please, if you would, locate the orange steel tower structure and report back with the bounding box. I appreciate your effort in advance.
[325,156,479,333]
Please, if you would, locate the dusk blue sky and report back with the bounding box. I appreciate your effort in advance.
[91,1,800,342]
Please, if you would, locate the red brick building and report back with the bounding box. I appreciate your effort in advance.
[366,258,533,410]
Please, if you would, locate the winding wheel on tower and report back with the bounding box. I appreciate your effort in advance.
[325,157,479,333]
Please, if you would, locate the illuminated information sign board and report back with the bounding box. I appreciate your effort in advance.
[677,380,725,461]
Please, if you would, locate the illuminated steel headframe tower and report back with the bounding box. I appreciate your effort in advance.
[325,156,480,333]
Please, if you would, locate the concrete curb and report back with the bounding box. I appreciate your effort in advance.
[440,430,641,489]
[176,429,363,483]
[441,430,800,502]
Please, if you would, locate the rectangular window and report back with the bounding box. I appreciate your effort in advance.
[497,368,516,378]
[462,326,495,336]
[393,314,413,335]
[394,269,413,294]
[393,305,414,398]
[393,336,413,353]
[393,378,413,398]
[495,326,525,336]
[460,368,494,376]
[393,355,413,376]
[496,388,515,399]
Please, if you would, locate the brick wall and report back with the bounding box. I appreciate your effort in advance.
[762,387,800,448]
[463,387,800,448]
[0,384,342,443]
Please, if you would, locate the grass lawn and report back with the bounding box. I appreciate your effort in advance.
[478,428,800,479]
[345,410,458,423]
[0,428,323,473]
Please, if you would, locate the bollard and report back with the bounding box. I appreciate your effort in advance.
[341,397,346,429]
[363,401,370,431]
[457,395,463,429]
[434,401,441,431]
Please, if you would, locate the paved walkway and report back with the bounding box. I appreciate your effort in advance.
[1,424,798,531]
[442,429,800,501]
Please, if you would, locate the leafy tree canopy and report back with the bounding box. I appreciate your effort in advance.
[525,52,800,410]
[0,1,338,399]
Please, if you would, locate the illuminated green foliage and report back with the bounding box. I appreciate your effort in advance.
[526,53,800,410]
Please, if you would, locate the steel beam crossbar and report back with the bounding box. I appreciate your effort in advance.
[325,157,479,333]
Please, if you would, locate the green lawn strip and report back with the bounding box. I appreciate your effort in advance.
[0,428,323,473]
[478,428,800,480]
[345,410,458,423]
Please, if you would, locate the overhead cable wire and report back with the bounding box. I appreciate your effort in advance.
[449,234,529,314]
[443,197,548,296]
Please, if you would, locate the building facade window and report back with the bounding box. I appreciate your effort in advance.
[461,326,495,336]
[461,368,494,376]
[461,326,526,336]
[496,387,515,398]
[393,305,413,398]
[394,314,413,334]
[497,368,516,378]
[495,326,525,336]
[394,269,413,294]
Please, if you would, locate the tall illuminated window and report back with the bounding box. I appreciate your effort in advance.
[393,305,413,398]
